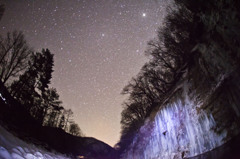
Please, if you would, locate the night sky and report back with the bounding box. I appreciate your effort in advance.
[0,0,170,146]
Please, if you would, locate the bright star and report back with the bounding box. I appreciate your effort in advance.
[142,13,146,17]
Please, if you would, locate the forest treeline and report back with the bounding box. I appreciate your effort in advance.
[1,0,240,153]
[116,0,240,154]
[0,5,82,137]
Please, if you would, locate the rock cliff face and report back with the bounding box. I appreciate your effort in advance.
[121,58,240,159]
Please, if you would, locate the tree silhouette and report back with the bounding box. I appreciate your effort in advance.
[69,122,82,136]
[118,0,240,153]
[58,114,65,129]
[10,49,56,124]
[0,30,83,136]
[37,49,54,93]
[0,31,33,85]
[41,88,63,126]
[118,0,197,152]
[63,109,73,131]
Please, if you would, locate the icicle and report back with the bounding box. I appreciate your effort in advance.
[122,82,226,159]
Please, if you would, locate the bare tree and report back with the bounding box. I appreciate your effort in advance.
[69,122,82,136]
[63,109,73,131]
[0,31,33,85]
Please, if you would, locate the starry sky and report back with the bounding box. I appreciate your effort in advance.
[0,0,170,146]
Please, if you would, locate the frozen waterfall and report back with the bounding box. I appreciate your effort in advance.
[123,84,227,159]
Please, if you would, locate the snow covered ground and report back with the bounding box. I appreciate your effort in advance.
[0,125,71,159]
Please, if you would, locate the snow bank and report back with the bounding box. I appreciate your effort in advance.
[0,125,71,159]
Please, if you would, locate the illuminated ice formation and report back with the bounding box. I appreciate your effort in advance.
[123,84,227,159]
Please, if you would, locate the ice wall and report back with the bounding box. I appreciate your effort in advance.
[0,125,71,159]
[122,83,227,159]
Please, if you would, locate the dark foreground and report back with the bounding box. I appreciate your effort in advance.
[0,81,117,159]
[189,135,240,159]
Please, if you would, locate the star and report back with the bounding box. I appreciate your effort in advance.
[0,0,170,147]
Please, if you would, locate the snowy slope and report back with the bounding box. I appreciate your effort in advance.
[0,125,71,159]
